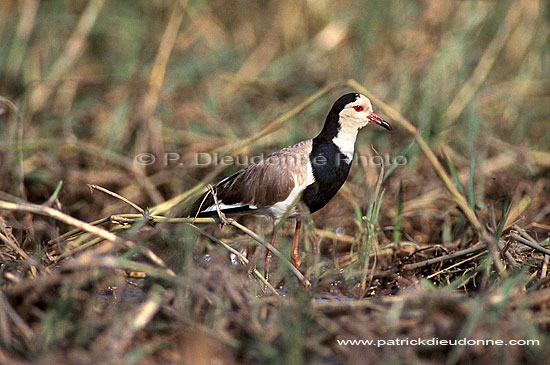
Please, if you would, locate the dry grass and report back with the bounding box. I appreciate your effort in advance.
[0,0,549,364]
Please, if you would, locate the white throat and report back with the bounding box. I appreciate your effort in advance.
[332,127,359,162]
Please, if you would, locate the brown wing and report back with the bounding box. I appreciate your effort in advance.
[190,140,312,216]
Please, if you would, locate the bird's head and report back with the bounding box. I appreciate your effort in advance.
[336,93,392,131]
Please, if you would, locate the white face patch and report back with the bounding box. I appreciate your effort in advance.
[348,94,373,112]
[338,94,374,130]
[331,94,375,160]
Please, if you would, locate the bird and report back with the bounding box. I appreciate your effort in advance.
[190,93,392,275]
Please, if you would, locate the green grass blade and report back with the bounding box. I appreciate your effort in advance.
[467,157,476,211]
[494,194,511,243]
[393,182,403,243]
[446,154,466,197]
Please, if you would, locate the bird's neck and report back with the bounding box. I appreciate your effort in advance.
[313,111,359,162]
[304,118,356,214]
[330,127,359,161]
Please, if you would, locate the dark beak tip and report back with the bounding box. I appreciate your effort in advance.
[368,113,392,131]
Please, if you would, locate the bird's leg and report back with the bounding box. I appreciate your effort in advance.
[292,219,302,268]
[264,229,278,280]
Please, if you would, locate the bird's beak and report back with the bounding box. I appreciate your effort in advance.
[367,113,392,130]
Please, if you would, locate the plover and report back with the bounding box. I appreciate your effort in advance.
[190,93,391,273]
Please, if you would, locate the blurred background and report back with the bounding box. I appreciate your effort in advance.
[0,0,549,364]
[0,0,547,217]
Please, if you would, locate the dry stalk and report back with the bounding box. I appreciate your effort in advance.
[106,214,307,288]
[88,184,145,214]
[188,224,279,296]
[0,200,175,277]
[401,243,488,271]
[511,233,550,256]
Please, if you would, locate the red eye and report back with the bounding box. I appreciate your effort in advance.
[353,105,364,112]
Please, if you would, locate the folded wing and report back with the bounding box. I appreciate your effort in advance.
[190,140,313,218]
